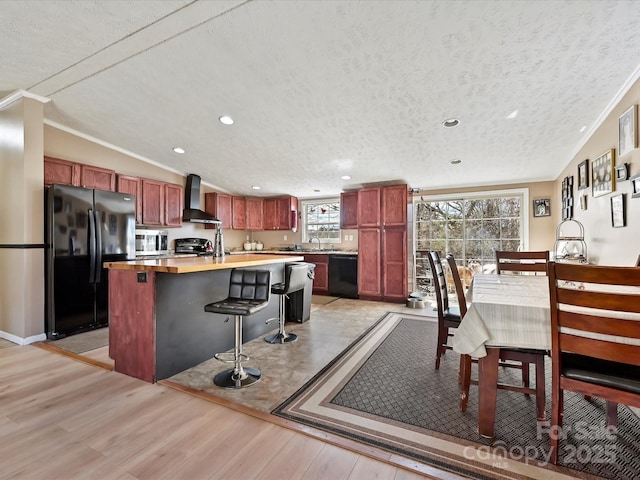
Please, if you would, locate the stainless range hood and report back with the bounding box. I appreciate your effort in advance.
[183,174,221,224]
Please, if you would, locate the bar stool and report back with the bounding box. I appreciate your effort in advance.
[264,263,308,344]
[204,269,271,388]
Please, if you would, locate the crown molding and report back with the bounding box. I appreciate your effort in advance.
[0,89,51,109]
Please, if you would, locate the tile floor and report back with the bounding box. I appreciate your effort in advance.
[166,297,436,413]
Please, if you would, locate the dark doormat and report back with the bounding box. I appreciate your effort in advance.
[273,312,639,480]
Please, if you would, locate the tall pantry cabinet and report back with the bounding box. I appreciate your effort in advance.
[357,184,409,302]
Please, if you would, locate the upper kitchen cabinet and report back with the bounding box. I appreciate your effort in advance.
[141,179,183,227]
[264,195,298,230]
[164,183,183,227]
[116,174,142,224]
[246,197,264,231]
[141,179,164,226]
[44,156,80,186]
[80,164,116,191]
[357,187,382,227]
[357,184,407,228]
[44,156,116,191]
[204,192,232,230]
[340,191,358,229]
[381,184,408,227]
[232,196,246,230]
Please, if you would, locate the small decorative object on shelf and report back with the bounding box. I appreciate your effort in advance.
[554,219,587,264]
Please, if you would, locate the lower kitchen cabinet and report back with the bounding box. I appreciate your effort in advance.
[358,227,407,302]
[303,254,329,295]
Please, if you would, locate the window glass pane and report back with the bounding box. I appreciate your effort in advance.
[413,192,524,301]
[302,199,341,244]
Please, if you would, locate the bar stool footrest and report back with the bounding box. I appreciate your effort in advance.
[214,352,248,364]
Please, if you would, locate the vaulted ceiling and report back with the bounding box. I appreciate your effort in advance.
[3,0,640,198]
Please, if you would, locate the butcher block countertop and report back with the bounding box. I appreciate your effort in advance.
[103,253,305,274]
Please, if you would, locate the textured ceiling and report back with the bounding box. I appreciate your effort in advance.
[3,0,640,198]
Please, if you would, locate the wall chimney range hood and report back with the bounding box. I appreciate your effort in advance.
[183,174,221,224]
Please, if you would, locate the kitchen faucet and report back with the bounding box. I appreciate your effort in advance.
[310,236,321,250]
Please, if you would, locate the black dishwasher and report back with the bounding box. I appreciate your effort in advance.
[328,254,358,298]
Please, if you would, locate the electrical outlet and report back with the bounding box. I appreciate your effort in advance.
[349,235,354,241]
[344,234,348,241]
[284,235,287,241]
[137,272,147,283]
[246,235,249,240]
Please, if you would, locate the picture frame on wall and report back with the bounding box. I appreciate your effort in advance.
[591,149,615,198]
[577,159,589,190]
[610,194,625,228]
[533,198,551,217]
[615,163,629,182]
[618,105,638,158]
[630,173,640,198]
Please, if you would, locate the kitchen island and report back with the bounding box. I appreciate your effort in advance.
[104,254,304,382]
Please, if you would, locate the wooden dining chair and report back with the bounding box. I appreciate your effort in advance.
[427,251,462,369]
[495,250,549,274]
[547,262,640,464]
[446,254,546,420]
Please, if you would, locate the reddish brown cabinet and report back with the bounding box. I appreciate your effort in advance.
[141,179,164,226]
[264,195,298,230]
[164,183,183,227]
[44,156,80,186]
[246,197,264,231]
[340,191,358,229]
[116,174,142,224]
[80,164,116,191]
[357,229,382,297]
[357,187,382,227]
[205,192,232,229]
[232,196,246,230]
[357,184,409,302]
[304,254,329,295]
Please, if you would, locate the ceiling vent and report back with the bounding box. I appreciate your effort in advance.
[183,174,221,224]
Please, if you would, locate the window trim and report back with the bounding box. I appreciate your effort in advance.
[415,187,530,252]
[300,197,342,245]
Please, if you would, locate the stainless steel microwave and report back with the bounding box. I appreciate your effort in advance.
[135,229,169,256]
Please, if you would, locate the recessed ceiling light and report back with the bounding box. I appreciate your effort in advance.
[314,189,320,192]
[449,159,463,165]
[219,115,234,125]
[506,110,518,119]
[442,118,460,128]
[172,147,185,154]
[579,125,587,133]
[251,185,261,190]
[341,175,351,180]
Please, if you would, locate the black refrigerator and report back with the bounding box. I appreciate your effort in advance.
[45,184,136,339]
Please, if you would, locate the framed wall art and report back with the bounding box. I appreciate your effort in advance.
[577,159,589,190]
[615,163,629,182]
[591,149,615,198]
[610,194,625,228]
[618,105,638,158]
[631,173,640,198]
[533,198,551,217]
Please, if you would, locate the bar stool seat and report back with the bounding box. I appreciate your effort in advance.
[264,263,308,344]
[204,269,270,388]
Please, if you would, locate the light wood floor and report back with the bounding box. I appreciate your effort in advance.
[0,340,447,479]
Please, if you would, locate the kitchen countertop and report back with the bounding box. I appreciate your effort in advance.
[230,249,357,255]
[104,253,304,274]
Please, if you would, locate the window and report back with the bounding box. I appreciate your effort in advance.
[414,189,529,295]
[301,199,341,244]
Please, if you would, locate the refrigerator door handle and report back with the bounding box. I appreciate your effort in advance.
[88,208,97,284]
[94,210,103,283]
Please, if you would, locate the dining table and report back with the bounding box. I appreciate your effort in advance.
[451,273,551,438]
